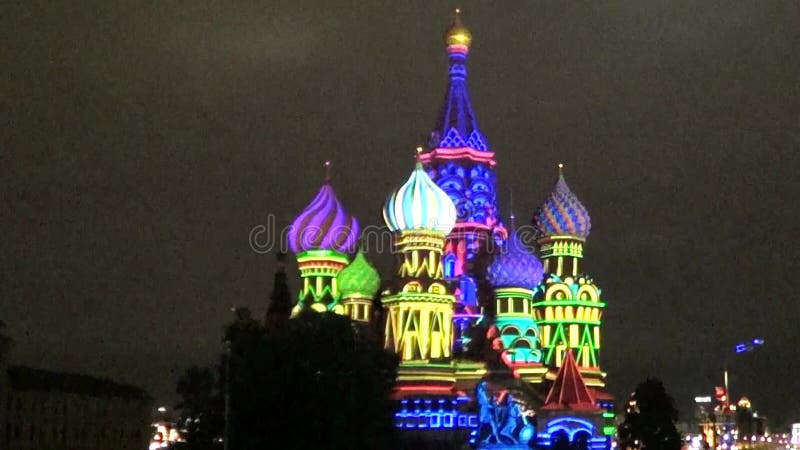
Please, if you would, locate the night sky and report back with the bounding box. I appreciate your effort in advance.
[3,1,799,424]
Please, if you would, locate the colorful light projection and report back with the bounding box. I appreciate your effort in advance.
[337,250,381,322]
[487,225,545,365]
[383,159,457,235]
[394,397,477,430]
[533,274,604,369]
[536,351,612,450]
[536,417,609,450]
[288,162,360,315]
[532,164,591,241]
[419,11,504,355]
[532,166,604,372]
[382,159,457,364]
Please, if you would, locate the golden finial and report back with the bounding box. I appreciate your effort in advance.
[557,163,564,176]
[444,8,472,48]
[414,146,424,165]
[324,160,332,181]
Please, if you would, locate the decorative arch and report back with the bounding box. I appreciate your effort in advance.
[546,417,595,441]
[547,284,572,301]
[403,281,422,293]
[428,282,447,295]
[577,285,598,302]
[512,338,532,349]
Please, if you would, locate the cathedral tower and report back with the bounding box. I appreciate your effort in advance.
[287,162,360,316]
[337,250,381,323]
[531,165,605,384]
[486,218,545,366]
[419,11,504,354]
[381,156,457,388]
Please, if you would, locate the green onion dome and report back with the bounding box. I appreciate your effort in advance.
[337,251,381,299]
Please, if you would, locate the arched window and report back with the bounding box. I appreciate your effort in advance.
[513,339,532,349]
[443,254,456,279]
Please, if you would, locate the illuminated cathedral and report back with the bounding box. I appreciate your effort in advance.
[284,11,615,450]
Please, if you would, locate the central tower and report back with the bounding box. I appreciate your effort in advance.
[419,11,504,354]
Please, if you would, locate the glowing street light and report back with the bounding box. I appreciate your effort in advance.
[724,338,765,407]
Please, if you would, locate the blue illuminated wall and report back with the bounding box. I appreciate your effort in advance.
[394,397,477,430]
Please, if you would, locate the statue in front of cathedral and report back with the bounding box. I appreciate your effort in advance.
[472,381,535,448]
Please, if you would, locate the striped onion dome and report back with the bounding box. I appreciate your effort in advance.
[532,166,591,239]
[337,251,381,299]
[487,228,544,290]
[288,177,360,254]
[383,162,457,235]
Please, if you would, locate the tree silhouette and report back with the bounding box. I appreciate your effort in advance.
[175,366,223,449]
[175,306,398,450]
[220,310,398,450]
[0,320,13,365]
[618,378,681,450]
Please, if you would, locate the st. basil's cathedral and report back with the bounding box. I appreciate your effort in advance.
[283,11,615,450]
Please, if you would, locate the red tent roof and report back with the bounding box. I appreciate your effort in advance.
[542,350,601,411]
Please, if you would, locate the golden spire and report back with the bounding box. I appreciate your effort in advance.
[444,8,472,48]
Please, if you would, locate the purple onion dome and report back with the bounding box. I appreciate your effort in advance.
[487,230,544,290]
[288,181,360,254]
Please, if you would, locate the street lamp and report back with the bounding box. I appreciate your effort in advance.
[723,337,764,406]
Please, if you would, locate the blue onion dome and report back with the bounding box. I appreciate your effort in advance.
[532,165,591,239]
[288,162,360,254]
[337,251,381,299]
[384,160,457,235]
[487,228,544,290]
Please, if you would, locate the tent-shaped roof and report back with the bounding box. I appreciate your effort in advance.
[542,350,600,411]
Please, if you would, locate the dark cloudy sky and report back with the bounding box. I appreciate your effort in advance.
[2,0,799,424]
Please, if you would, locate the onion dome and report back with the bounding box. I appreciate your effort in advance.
[383,159,457,235]
[487,227,544,290]
[444,9,472,48]
[337,251,381,299]
[532,165,591,239]
[288,162,360,254]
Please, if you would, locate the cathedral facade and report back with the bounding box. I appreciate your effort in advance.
[285,12,615,450]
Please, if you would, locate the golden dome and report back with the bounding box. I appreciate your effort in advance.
[444,9,472,48]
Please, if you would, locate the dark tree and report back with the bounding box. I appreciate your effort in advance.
[265,252,292,326]
[618,378,681,450]
[175,366,223,450]
[225,311,398,450]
